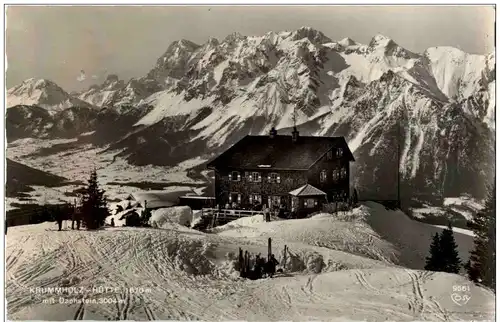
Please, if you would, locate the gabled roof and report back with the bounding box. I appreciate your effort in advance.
[207,134,355,170]
[289,184,327,197]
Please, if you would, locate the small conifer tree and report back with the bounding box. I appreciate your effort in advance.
[440,223,461,274]
[80,170,109,230]
[425,232,443,271]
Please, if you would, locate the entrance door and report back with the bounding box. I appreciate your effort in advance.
[268,196,281,209]
[230,193,241,207]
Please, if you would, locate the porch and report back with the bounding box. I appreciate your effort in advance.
[289,184,328,218]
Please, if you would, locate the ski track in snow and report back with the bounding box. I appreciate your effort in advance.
[6,203,495,321]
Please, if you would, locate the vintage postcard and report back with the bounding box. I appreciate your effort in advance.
[4,4,496,321]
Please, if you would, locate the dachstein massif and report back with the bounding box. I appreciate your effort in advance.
[6,27,495,206]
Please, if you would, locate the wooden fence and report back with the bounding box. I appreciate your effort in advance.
[201,208,264,218]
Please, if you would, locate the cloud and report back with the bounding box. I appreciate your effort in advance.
[77,70,86,82]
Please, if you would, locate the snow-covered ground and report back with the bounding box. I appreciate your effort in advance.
[411,196,485,222]
[214,202,475,270]
[7,139,205,186]
[7,138,208,206]
[6,203,494,321]
[443,196,485,221]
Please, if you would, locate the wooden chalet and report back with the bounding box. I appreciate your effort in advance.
[206,127,355,217]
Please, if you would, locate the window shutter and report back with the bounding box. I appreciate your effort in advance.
[238,194,241,203]
[237,173,241,181]
[268,174,271,182]
[258,173,262,182]
[277,175,281,183]
[229,195,232,202]
[247,172,252,182]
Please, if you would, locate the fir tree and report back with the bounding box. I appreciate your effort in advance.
[467,184,495,289]
[440,223,462,273]
[425,232,443,271]
[80,170,110,230]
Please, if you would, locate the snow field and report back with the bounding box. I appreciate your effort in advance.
[214,202,475,270]
[5,201,494,321]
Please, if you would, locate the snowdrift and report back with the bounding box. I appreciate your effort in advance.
[215,209,398,265]
[215,202,474,270]
[150,206,193,228]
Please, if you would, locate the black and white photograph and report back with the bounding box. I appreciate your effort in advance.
[4,4,496,321]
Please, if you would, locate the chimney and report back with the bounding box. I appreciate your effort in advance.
[269,127,277,138]
[292,126,299,142]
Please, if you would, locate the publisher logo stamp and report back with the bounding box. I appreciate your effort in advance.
[451,285,471,306]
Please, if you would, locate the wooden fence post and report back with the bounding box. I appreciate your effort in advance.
[238,247,243,272]
[244,250,249,275]
[283,245,287,271]
[268,237,272,261]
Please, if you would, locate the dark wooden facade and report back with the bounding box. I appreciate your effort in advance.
[307,151,351,201]
[207,129,355,212]
[214,168,308,209]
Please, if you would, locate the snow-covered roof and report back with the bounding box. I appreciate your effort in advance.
[129,190,190,209]
[289,184,327,197]
[179,196,216,200]
[118,209,141,220]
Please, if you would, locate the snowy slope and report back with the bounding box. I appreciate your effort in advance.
[6,204,495,321]
[424,47,494,101]
[215,202,474,270]
[76,74,163,108]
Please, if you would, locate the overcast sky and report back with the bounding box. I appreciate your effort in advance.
[6,5,495,92]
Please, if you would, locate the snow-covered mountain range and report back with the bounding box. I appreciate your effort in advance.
[6,27,495,204]
[7,78,94,113]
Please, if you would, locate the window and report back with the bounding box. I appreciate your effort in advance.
[250,194,262,204]
[248,172,261,182]
[336,148,344,157]
[332,169,340,182]
[268,172,281,184]
[320,170,327,183]
[229,193,241,204]
[305,198,316,208]
[340,167,347,179]
[327,150,333,160]
[231,171,241,181]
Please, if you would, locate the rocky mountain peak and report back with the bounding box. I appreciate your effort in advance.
[369,34,395,48]
[338,37,357,47]
[289,26,332,45]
